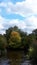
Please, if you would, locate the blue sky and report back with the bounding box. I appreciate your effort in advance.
[0,0,37,34]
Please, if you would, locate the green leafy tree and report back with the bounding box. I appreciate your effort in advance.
[18,30,27,48]
[32,29,37,40]
[28,30,37,64]
[0,34,7,50]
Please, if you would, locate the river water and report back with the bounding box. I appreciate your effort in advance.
[0,50,32,65]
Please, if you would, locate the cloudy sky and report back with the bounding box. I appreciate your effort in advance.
[0,0,37,34]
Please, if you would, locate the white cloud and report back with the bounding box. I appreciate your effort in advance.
[27,16,37,29]
[5,1,33,17]
[9,19,26,29]
[0,0,37,34]
[25,16,37,33]
[0,16,5,29]
[6,0,37,17]
[0,15,37,34]
[0,2,7,7]
[0,16,26,34]
[0,0,37,17]
[26,0,37,15]
[0,16,9,34]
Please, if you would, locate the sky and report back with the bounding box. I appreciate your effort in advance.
[0,0,37,34]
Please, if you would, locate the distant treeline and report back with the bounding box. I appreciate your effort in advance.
[0,26,37,64]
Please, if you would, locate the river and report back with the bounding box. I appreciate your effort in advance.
[0,50,32,65]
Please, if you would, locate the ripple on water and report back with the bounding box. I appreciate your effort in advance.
[0,58,10,65]
[20,60,32,65]
[0,58,32,65]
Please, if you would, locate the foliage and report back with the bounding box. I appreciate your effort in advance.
[9,31,21,48]
[28,33,37,63]
[0,26,37,63]
[32,29,37,40]
[6,26,19,43]
[0,34,7,50]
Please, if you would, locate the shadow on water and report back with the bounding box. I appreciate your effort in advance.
[0,50,32,65]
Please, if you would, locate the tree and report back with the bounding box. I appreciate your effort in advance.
[32,29,37,40]
[6,26,19,43]
[0,34,7,50]
[18,30,27,48]
[28,30,37,64]
[8,31,21,48]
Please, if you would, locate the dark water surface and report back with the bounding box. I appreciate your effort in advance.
[0,50,32,65]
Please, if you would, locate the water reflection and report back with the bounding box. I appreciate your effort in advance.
[7,50,25,65]
[0,50,31,65]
